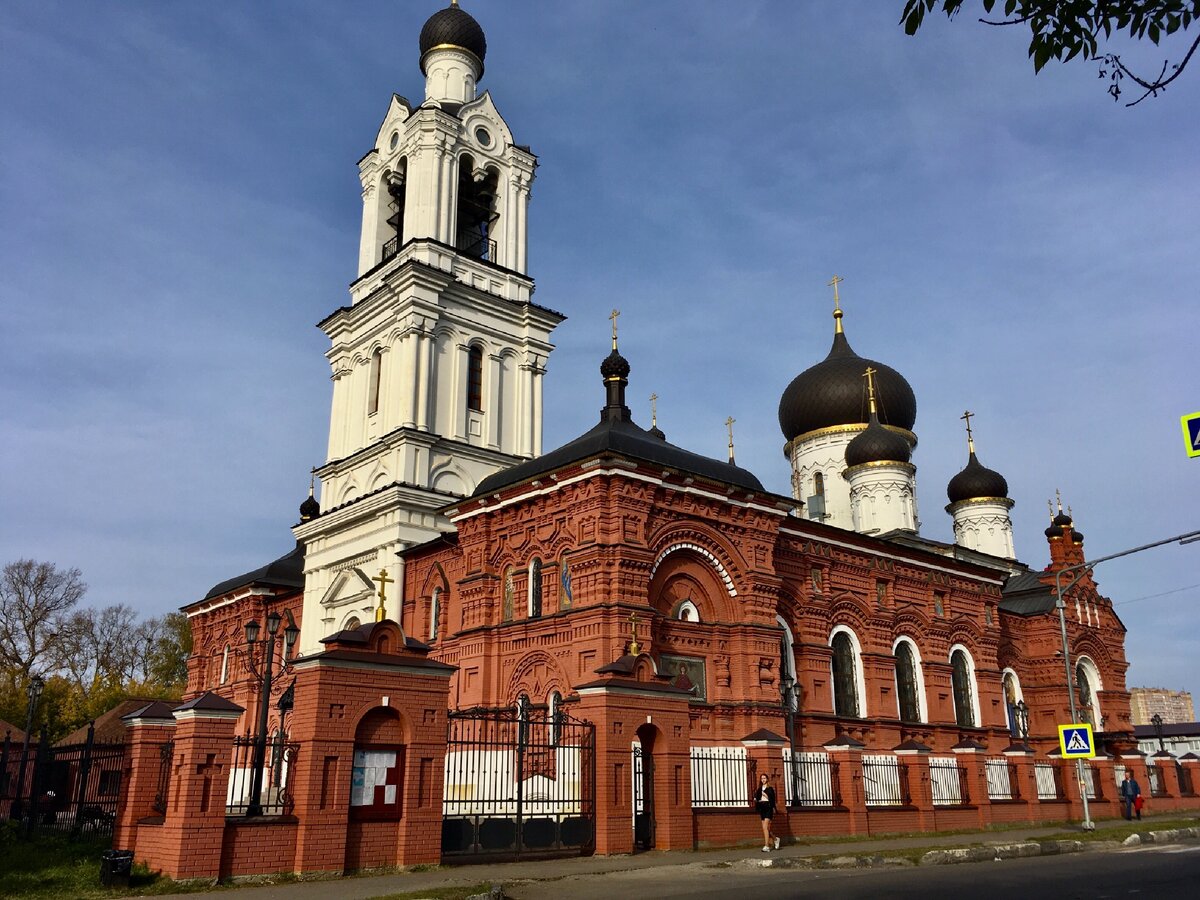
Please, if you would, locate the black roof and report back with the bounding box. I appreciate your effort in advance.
[845,412,911,467]
[473,348,763,497]
[201,543,305,602]
[778,323,916,442]
[999,569,1057,616]
[947,451,1009,504]
[1133,722,1200,738]
[420,3,487,76]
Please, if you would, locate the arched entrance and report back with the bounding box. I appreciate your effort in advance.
[633,723,658,851]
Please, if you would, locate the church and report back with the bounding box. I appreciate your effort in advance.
[113,2,1199,880]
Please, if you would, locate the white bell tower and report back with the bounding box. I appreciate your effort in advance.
[293,2,564,654]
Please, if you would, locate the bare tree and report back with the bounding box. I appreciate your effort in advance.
[0,559,86,680]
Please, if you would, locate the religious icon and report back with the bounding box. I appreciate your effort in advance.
[660,654,706,703]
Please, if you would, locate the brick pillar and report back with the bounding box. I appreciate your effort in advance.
[951,747,988,827]
[114,708,176,852]
[895,750,931,831]
[1152,753,1180,811]
[1003,750,1037,821]
[154,693,244,880]
[1181,758,1200,807]
[575,691,634,856]
[824,741,866,835]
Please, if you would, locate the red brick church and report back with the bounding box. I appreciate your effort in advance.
[113,2,1199,881]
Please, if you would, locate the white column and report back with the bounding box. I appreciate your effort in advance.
[358,182,379,276]
[531,359,545,456]
[515,179,531,273]
[487,353,502,450]
[453,342,468,440]
[398,330,418,429]
[503,175,517,270]
[416,330,433,432]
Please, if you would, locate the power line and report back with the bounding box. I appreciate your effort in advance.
[1116,583,1200,606]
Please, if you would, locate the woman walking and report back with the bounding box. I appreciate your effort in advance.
[754,772,780,851]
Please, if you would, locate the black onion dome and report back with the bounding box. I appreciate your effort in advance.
[1045,523,1064,538]
[299,493,320,522]
[1052,507,1072,527]
[419,3,487,75]
[1072,530,1084,544]
[845,414,911,467]
[600,348,630,380]
[778,330,916,442]
[947,452,1009,504]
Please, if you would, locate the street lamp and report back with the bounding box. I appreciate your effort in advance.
[1053,528,1200,832]
[10,674,45,823]
[244,609,299,817]
[1151,713,1165,754]
[780,665,800,805]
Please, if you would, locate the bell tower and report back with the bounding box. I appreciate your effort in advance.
[293,2,564,654]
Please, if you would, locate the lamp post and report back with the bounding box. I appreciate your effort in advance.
[1052,528,1200,832]
[780,664,800,806]
[10,674,44,822]
[1151,713,1165,753]
[244,610,300,817]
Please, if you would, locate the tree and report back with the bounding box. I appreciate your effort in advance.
[901,1,1200,105]
[0,559,85,681]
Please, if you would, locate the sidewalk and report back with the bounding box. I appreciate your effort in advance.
[147,811,1200,900]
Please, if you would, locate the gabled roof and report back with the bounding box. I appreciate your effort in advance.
[0,717,27,744]
[57,698,177,746]
[200,542,305,602]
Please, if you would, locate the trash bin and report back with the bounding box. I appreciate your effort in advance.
[99,850,134,888]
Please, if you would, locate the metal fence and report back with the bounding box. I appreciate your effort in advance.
[862,755,910,807]
[0,725,126,837]
[442,706,595,860]
[1034,762,1065,801]
[690,746,751,808]
[1079,763,1104,800]
[928,757,969,806]
[152,741,174,814]
[1146,763,1167,798]
[984,758,1018,801]
[226,734,297,817]
[1179,763,1195,797]
[782,749,840,808]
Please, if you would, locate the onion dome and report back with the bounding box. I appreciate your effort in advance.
[778,306,916,442]
[947,452,1009,504]
[600,348,630,381]
[1045,522,1064,539]
[1072,530,1084,545]
[845,412,911,467]
[1053,508,1073,527]
[299,484,320,522]
[420,2,487,76]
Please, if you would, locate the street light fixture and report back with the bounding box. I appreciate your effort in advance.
[1052,528,1200,831]
[244,609,298,817]
[1015,699,1030,742]
[10,674,45,824]
[1151,713,1165,753]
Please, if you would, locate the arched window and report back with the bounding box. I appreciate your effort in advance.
[1002,670,1023,736]
[220,644,230,684]
[676,599,700,622]
[894,640,922,723]
[950,647,977,728]
[1075,657,1103,729]
[467,345,483,412]
[456,156,498,261]
[813,472,825,496]
[429,587,441,641]
[367,348,382,415]
[528,558,542,618]
[778,615,798,712]
[830,628,862,719]
[343,615,361,631]
[502,567,514,622]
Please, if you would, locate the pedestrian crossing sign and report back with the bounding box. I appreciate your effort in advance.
[1058,723,1096,759]
[1183,412,1200,459]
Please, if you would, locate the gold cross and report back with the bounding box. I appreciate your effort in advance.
[725,416,736,463]
[828,274,844,311]
[609,308,620,349]
[650,392,658,427]
[375,568,393,623]
[1056,488,1063,511]
[961,410,975,453]
[862,366,877,403]
[628,611,640,656]
[1047,499,1055,520]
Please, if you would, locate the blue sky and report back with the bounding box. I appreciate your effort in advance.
[2,2,1197,703]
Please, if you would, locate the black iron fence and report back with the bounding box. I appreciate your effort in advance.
[0,724,125,837]
[1178,763,1195,797]
[984,758,1020,801]
[690,746,753,808]
[152,741,174,815]
[1147,763,1167,798]
[1034,762,1065,801]
[861,755,911,807]
[783,750,841,808]
[226,734,297,817]
[928,757,970,806]
[442,705,595,860]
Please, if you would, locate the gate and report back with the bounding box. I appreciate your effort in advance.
[0,725,126,837]
[442,705,595,860]
[632,744,655,850]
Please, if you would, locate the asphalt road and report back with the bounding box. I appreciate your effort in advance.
[509,842,1200,900]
